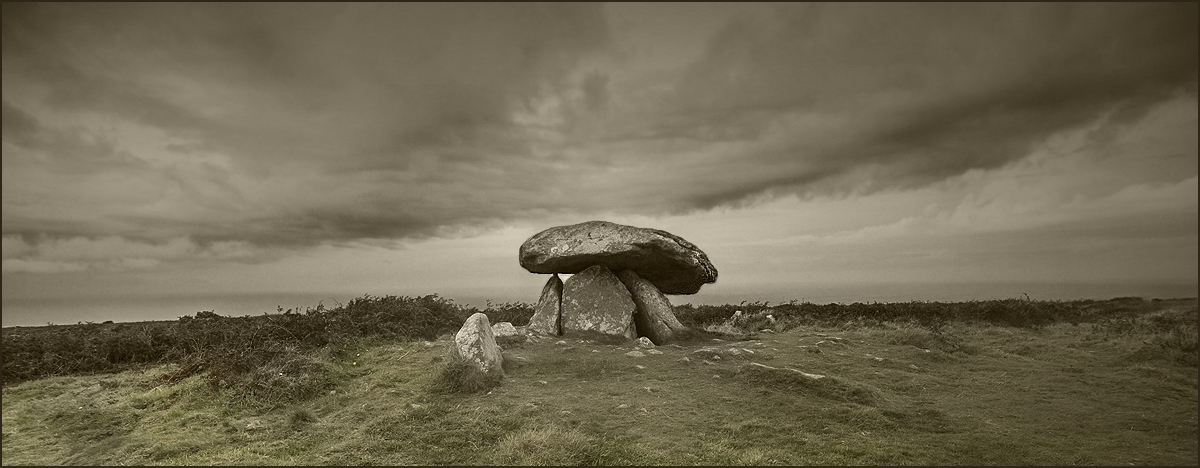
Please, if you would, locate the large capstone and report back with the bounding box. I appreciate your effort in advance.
[518,220,717,294]
[453,312,504,376]
[527,273,563,336]
[616,269,688,345]
[560,265,637,340]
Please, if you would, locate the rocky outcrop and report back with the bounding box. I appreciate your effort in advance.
[559,265,637,340]
[617,269,688,345]
[526,274,562,336]
[519,220,717,294]
[453,313,504,375]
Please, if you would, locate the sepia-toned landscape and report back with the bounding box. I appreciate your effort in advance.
[3,3,1197,465]
[3,295,1196,465]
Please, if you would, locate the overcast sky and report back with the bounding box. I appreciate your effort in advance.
[3,3,1197,326]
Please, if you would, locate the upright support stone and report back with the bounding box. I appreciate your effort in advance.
[527,274,563,336]
[560,265,637,340]
[616,269,688,345]
[453,312,504,376]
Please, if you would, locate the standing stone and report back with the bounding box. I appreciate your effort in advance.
[453,313,504,375]
[519,220,717,294]
[527,274,562,336]
[560,265,637,340]
[617,269,688,345]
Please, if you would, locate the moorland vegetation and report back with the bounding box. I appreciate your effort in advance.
[2,294,1196,464]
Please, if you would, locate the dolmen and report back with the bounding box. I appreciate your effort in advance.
[518,220,717,345]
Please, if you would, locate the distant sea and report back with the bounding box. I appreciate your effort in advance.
[2,281,1196,328]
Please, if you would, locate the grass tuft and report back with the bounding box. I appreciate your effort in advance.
[490,425,633,466]
[428,357,504,395]
[287,408,318,430]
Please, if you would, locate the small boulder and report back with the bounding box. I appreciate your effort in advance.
[492,322,519,338]
[527,274,563,336]
[453,313,504,375]
[560,265,637,340]
[519,220,717,294]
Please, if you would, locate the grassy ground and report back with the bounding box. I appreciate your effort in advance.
[3,298,1196,465]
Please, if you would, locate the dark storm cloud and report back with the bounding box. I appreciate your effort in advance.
[2,2,1196,254]
[2,2,613,246]
[645,2,1198,207]
[3,3,610,167]
[1,100,136,173]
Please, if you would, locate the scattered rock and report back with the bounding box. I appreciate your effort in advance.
[492,322,519,338]
[747,362,825,379]
[646,349,663,355]
[452,313,505,376]
[527,274,563,336]
[625,351,646,358]
[518,220,717,294]
[560,265,637,340]
[635,336,655,348]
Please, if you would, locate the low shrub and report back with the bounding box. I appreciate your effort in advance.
[1124,322,1199,367]
[0,294,502,390]
[480,301,536,326]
